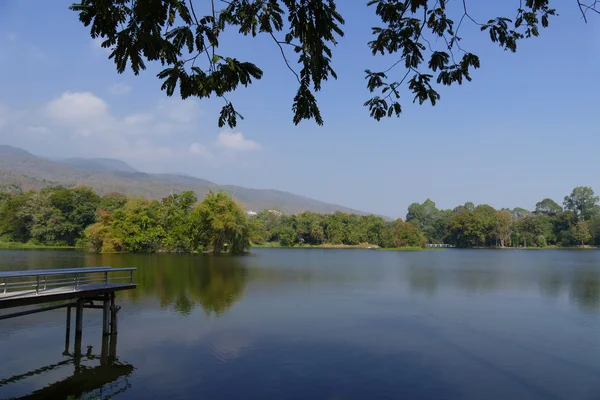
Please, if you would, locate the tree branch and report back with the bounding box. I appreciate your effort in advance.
[269,32,301,84]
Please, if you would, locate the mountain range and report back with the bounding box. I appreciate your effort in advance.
[0,145,371,215]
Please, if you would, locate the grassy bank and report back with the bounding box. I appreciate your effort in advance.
[0,242,76,250]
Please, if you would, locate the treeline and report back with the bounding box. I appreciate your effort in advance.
[404,186,600,248]
[0,185,251,253]
[248,186,600,248]
[1,184,599,252]
[248,211,425,248]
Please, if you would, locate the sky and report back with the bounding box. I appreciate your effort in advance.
[0,1,599,218]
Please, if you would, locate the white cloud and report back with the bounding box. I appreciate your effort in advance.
[7,33,17,41]
[1,92,261,172]
[46,92,110,137]
[108,83,131,96]
[189,142,211,157]
[46,92,109,126]
[216,131,261,151]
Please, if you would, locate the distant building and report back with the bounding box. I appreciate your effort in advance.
[246,211,258,216]
[267,209,282,216]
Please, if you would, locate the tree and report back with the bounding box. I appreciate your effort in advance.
[535,198,563,216]
[564,186,600,222]
[491,210,512,247]
[69,0,597,128]
[572,221,592,246]
[514,215,553,247]
[0,191,33,242]
[384,219,426,248]
[511,207,530,219]
[157,191,197,251]
[189,191,250,254]
[406,199,439,242]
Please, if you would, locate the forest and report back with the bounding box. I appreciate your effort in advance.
[0,185,599,253]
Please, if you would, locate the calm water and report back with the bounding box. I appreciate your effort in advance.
[0,248,599,400]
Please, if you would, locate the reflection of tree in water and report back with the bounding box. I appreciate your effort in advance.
[106,254,248,316]
[407,266,438,295]
[569,270,600,311]
[538,273,564,298]
[538,269,600,311]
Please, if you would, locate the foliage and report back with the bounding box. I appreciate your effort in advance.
[189,191,251,254]
[2,184,600,251]
[383,220,426,248]
[572,221,591,245]
[67,0,599,127]
[535,198,562,216]
[563,186,600,222]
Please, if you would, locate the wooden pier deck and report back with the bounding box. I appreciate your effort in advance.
[0,266,136,333]
[0,282,135,309]
[0,266,137,397]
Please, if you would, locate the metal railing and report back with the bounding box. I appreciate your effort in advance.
[0,267,136,296]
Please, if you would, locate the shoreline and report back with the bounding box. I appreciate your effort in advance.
[250,243,433,251]
[0,242,77,250]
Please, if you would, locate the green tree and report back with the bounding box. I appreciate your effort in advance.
[98,192,128,211]
[572,221,592,246]
[491,210,512,247]
[0,191,33,242]
[157,191,197,251]
[564,186,600,222]
[511,207,530,219]
[68,0,591,127]
[323,213,346,244]
[514,215,553,247]
[447,205,499,248]
[297,212,324,245]
[189,191,250,254]
[359,215,387,246]
[535,198,562,216]
[110,198,163,252]
[406,199,439,242]
[384,219,426,248]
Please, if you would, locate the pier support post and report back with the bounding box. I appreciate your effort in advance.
[102,294,110,336]
[110,292,118,335]
[100,333,110,365]
[64,306,72,354]
[74,298,83,356]
[109,331,118,363]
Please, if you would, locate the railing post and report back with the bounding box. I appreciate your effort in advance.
[129,270,133,284]
[35,276,39,295]
[3,278,6,294]
[43,276,47,290]
[75,274,80,290]
[104,271,108,287]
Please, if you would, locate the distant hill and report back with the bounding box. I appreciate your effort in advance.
[0,145,373,215]
[59,157,138,173]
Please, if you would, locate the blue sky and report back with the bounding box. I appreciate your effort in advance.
[0,1,598,218]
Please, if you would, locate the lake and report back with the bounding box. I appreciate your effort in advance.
[0,248,599,400]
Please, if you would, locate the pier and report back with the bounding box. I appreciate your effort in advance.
[0,267,136,398]
[0,266,136,337]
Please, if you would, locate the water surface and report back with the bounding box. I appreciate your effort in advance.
[0,249,599,399]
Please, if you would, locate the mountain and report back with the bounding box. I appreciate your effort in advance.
[0,145,372,215]
[59,157,138,173]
